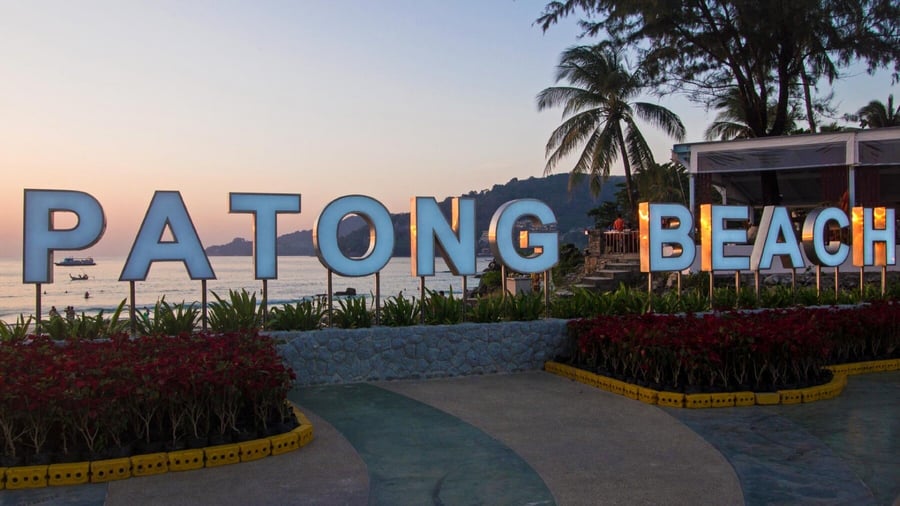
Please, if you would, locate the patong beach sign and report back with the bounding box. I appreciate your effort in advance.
[22,190,559,284]
[19,189,898,318]
[638,203,896,273]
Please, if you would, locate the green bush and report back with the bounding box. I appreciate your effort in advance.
[678,289,711,313]
[332,296,372,329]
[503,291,546,321]
[268,299,325,331]
[135,297,200,336]
[43,300,128,340]
[650,290,683,314]
[549,291,588,319]
[468,296,506,323]
[209,289,264,332]
[380,292,421,326]
[759,285,796,308]
[478,271,502,294]
[607,284,649,314]
[423,289,465,325]
[0,314,32,342]
[552,243,585,285]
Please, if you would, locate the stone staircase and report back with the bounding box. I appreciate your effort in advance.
[573,254,642,293]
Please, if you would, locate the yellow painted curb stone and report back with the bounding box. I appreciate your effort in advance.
[48,462,90,486]
[168,449,205,472]
[90,457,131,483]
[5,465,48,489]
[131,452,168,477]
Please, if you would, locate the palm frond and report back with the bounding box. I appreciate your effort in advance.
[544,109,600,173]
[633,102,686,140]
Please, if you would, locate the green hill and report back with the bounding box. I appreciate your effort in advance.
[205,173,622,256]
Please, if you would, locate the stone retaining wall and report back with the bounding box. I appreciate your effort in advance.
[271,319,571,386]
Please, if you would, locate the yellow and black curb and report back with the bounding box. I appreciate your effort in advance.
[0,406,314,490]
[545,358,900,409]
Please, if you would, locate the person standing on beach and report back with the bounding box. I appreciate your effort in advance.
[49,306,59,318]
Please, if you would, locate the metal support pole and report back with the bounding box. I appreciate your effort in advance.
[419,276,426,325]
[647,272,653,313]
[859,267,864,297]
[754,270,760,301]
[261,279,268,330]
[462,275,467,322]
[689,175,696,219]
[201,280,208,332]
[35,284,42,335]
[882,265,887,296]
[815,265,822,297]
[834,267,840,300]
[375,271,381,326]
[501,265,507,300]
[130,281,137,335]
[327,270,333,328]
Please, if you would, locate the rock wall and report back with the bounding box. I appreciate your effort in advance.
[271,320,571,386]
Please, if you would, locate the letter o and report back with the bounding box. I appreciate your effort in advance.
[313,195,394,277]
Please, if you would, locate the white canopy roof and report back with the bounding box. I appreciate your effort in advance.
[672,127,900,174]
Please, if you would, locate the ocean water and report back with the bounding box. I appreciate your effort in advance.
[0,256,490,323]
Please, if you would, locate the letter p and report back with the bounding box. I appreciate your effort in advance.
[23,189,106,283]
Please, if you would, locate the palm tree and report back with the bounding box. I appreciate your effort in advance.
[852,94,899,129]
[633,162,689,206]
[704,87,799,141]
[537,45,685,215]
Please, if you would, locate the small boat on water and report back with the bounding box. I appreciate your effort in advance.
[69,273,89,281]
[55,257,96,266]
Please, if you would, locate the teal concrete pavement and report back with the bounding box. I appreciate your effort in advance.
[292,383,555,505]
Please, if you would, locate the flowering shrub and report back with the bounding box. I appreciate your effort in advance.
[0,331,295,466]
[566,301,900,393]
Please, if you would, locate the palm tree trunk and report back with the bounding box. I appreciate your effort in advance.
[801,67,816,133]
[616,129,636,219]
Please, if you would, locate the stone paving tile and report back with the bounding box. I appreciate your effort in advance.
[0,483,106,506]
[776,372,900,506]
[670,407,875,505]
[668,371,900,506]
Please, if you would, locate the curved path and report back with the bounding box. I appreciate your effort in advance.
[1,371,897,505]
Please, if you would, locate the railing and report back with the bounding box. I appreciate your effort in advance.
[602,230,639,254]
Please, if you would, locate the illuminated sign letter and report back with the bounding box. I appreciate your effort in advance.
[639,202,695,272]
[801,207,849,267]
[23,189,106,283]
[750,206,803,270]
[229,193,302,279]
[852,206,896,267]
[410,197,476,276]
[120,191,215,281]
[700,204,750,271]
[488,199,558,273]
[314,195,393,277]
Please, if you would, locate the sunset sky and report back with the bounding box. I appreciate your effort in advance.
[1,1,895,258]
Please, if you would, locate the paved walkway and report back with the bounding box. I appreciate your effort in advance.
[1,371,897,505]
